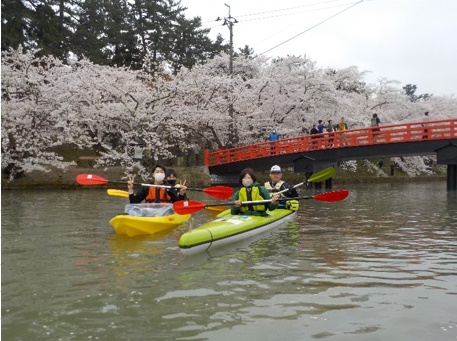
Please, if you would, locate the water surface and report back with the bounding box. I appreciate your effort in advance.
[2,183,457,340]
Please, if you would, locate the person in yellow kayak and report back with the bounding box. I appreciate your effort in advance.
[165,168,188,200]
[127,164,187,203]
[231,168,278,216]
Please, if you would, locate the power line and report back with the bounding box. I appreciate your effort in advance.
[237,0,354,20]
[239,1,364,24]
[200,0,355,25]
[202,1,367,45]
[259,0,366,56]
[251,1,361,48]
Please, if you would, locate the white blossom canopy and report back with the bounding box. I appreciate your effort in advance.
[2,48,456,181]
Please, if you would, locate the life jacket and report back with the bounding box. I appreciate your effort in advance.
[146,187,171,203]
[238,186,266,213]
[264,181,286,198]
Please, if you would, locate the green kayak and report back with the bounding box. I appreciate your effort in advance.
[178,208,297,256]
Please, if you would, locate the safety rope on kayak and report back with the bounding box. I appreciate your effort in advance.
[205,228,214,253]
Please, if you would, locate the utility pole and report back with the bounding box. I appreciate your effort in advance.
[221,4,238,146]
[223,3,236,77]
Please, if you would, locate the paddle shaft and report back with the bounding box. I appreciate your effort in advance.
[173,190,349,214]
[78,175,231,199]
[78,174,237,199]
[203,192,346,207]
[212,196,312,207]
[106,179,204,191]
[270,167,335,196]
[272,181,306,196]
[107,189,228,200]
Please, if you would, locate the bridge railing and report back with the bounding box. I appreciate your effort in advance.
[204,118,457,166]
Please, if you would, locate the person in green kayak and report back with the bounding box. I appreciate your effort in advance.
[231,168,278,216]
[264,165,299,209]
[127,164,187,203]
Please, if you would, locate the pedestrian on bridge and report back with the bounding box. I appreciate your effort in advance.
[269,129,280,155]
[338,117,348,131]
[269,129,280,142]
[337,117,349,146]
[371,113,381,127]
[310,124,319,150]
[327,119,335,147]
[422,111,430,139]
[317,120,325,134]
[371,113,381,142]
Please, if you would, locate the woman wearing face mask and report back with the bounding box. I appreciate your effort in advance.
[231,168,278,216]
[127,165,187,203]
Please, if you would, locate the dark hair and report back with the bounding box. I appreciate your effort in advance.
[152,164,166,173]
[166,168,177,178]
[238,168,257,185]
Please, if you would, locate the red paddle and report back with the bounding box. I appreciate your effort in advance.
[75,174,233,199]
[173,190,349,215]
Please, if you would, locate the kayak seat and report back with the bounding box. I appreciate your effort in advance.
[286,200,299,211]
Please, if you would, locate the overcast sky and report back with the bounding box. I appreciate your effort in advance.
[179,0,457,97]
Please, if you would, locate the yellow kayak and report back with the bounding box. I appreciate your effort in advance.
[109,203,191,237]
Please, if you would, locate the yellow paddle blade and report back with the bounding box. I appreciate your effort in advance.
[107,189,129,198]
[307,167,336,183]
[205,206,229,214]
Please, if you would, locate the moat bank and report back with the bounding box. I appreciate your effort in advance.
[1,165,446,190]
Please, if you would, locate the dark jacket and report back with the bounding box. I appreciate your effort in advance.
[267,181,299,198]
[266,181,299,208]
[129,181,185,204]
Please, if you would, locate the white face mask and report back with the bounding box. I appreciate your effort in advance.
[154,173,165,182]
[242,179,253,187]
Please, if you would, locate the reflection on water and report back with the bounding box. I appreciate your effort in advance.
[2,183,457,340]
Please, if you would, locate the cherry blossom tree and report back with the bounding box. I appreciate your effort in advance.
[2,48,76,180]
[166,54,373,145]
[2,47,181,180]
[2,48,456,181]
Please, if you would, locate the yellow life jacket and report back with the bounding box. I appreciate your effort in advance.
[264,181,286,198]
[238,186,266,213]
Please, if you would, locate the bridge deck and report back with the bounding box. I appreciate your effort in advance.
[205,119,457,175]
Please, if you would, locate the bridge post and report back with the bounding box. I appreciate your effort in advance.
[296,157,335,189]
[448,165,457,191]
[436,143,457,191]
[325,178,332,189]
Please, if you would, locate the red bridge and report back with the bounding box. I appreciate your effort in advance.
[204,118,457,190]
